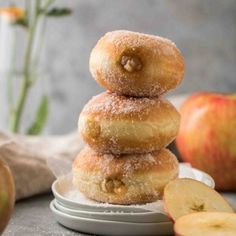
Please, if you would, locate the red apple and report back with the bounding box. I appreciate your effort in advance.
[0,158,15,234]
[176,92,236,190]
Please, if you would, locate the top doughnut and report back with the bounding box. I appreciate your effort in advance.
[90,30,184,97]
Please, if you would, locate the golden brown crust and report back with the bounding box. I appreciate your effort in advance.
[90,30,184,97]
[72,147,179,204]
[78,92,180,154]
[73,146,178,175]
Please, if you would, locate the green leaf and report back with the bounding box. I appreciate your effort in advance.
[27,95,49,135]
[14,17,29,28]
[45,7,72,17]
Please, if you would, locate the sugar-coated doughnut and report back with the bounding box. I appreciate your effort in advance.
[90,30,184,97]
[78,92,180,154]
[72,147,179,205]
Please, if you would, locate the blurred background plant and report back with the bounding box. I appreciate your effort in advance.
[0,0,71,135]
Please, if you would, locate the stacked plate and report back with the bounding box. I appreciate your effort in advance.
[50,164,215,236]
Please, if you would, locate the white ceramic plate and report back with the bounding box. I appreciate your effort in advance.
[52,174,156,213]
[50,201,173,236]
[53,199,170,223]
[52,164,215,213]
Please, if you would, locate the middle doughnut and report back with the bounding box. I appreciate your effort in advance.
[79,92,180,154]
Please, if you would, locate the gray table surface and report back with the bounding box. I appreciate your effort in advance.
[3,194,88,236]
[3,192,236,236]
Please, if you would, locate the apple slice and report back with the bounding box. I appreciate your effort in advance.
[163,178,234,221]
[174,212,236,236]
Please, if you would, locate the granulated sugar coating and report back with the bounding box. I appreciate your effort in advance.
[73,147,178,178]
[104,30,177,56]
[64,188,165,213]
[81,91,172,120]
[74,30,184,205]
[89,30,184,97]
[78,91,180,154]
[72,147,179,204]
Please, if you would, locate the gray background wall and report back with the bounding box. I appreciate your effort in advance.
[2,0,236,134]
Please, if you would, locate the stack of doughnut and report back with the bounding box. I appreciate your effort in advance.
[73,30,184,205]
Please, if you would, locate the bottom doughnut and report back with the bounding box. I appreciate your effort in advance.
[72,147,179,205]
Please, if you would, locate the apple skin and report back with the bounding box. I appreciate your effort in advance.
[0,158,15,234]
[176,92,236,191]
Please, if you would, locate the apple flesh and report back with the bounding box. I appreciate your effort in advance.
[0,158,15,234]
[174,212,236,236]
[176,92,236,191]
[163,178,234,221]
